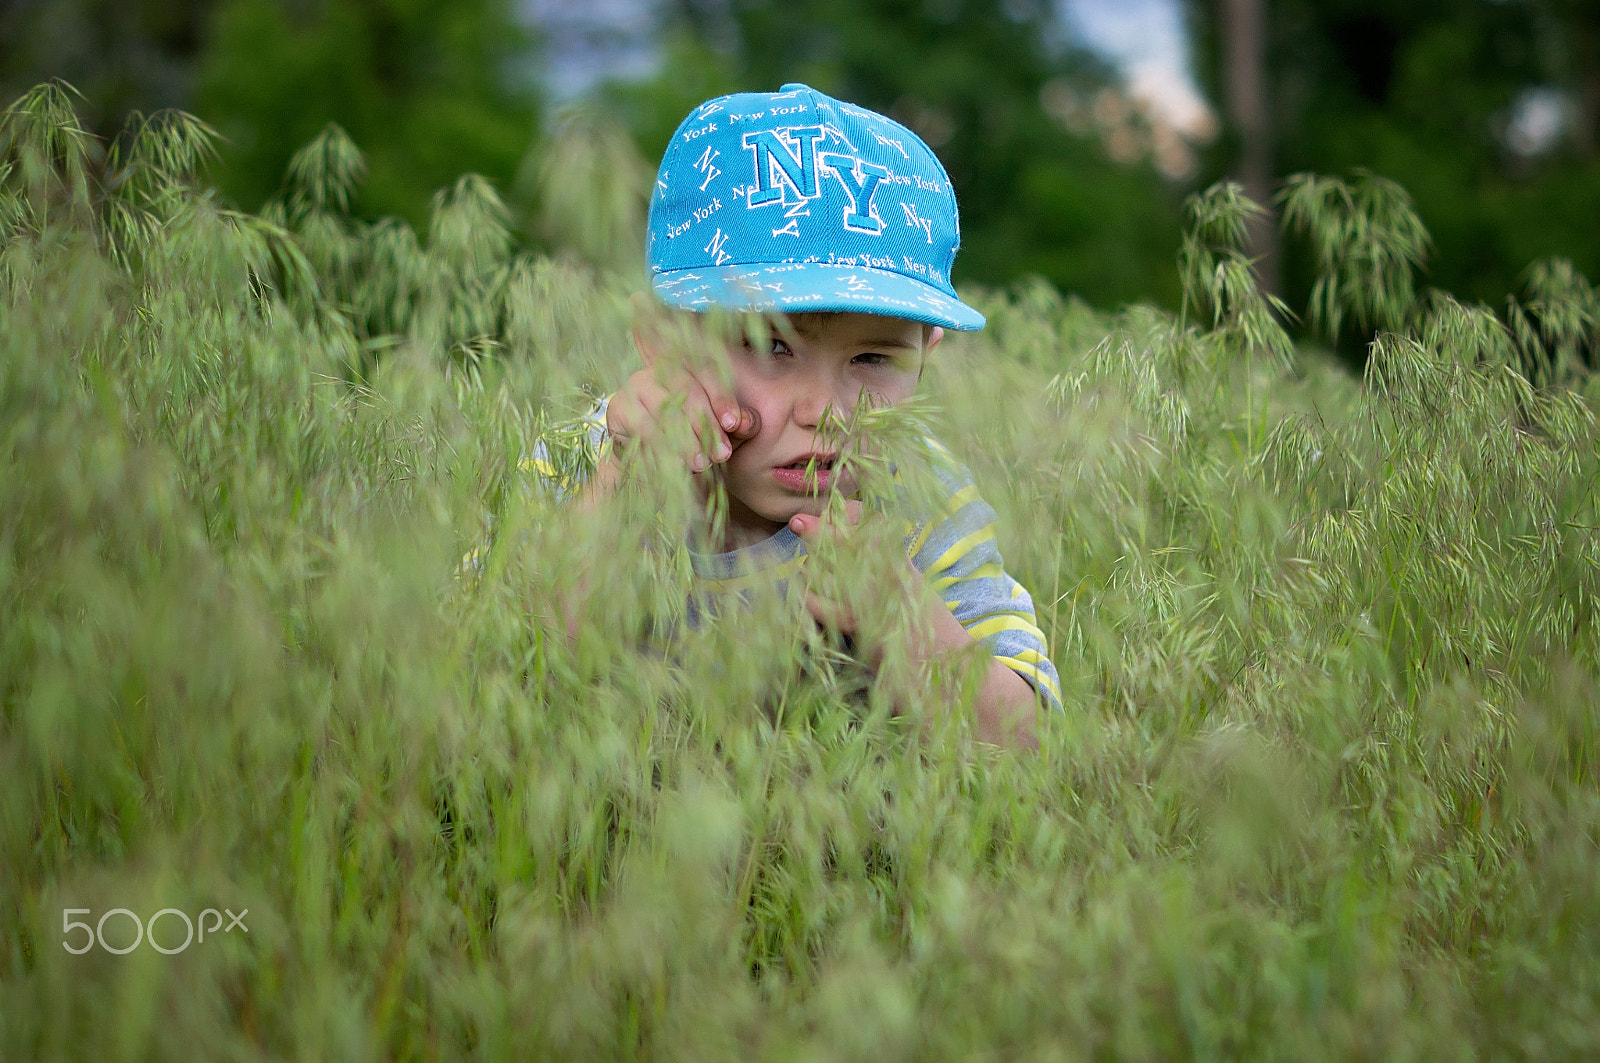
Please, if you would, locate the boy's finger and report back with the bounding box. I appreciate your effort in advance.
[700,390,759,442]
[789,513,831,540]
[684,378,732,466]
[804,593,854,634]
[789,506,855,540]
[790,500,868,544]
[632,328,659,369]
[730,404,761,440]
[604,389,648,446]
[685,365,745,440]
[606,375,671,447]
[795,500,862,529]
[804,593,833,627]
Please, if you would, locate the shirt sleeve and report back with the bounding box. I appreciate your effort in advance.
[904,445,1063,711]
[460,397,610,576]
[521,396,611,502]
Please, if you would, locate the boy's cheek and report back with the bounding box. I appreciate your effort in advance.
[728,359,767,408]
[720,453,772,504]
[736,391,782,438]
[728,363,790,430]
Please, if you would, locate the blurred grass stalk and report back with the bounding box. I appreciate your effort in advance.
[3,81,1600,1060]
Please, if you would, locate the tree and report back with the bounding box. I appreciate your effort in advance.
[0,0,214,139]
[0,0,544,230]
[1187,0,1600,325]
[195,0,541,228]
[1217,0,1277,291]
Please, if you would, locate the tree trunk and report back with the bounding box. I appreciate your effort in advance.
[1574,18,1600,156]
[1220,0,1278,293]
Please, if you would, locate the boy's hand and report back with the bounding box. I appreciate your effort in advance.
[789,501,868,635]
[790,501,935,657]
[607,365,758,472]
[609,296,759,473]
[791,501,1040,750]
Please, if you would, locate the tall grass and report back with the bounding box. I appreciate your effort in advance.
[3,82,1599,1060]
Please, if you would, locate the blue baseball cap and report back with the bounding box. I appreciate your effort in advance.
[646,83,985,331]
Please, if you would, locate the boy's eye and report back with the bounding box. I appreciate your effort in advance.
[744,336,793,357]
[853,351,910,368]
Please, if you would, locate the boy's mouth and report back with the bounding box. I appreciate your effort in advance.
[771,453,840,494]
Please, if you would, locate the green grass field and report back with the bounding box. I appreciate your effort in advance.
[4,84,1600,1060]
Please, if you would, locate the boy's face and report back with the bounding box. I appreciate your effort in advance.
[718,311,938,537]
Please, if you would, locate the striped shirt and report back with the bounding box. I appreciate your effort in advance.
[530,399,1062,710]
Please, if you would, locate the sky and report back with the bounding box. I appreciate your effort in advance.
[522,0,658,98]
[1062,0,1214,138]
[523,0,1214,137]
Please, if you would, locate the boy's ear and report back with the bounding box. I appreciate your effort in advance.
[917,325,943,382]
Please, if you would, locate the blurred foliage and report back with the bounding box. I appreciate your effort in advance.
[0,0,213,136]
[194,0,540,232]
[7,0,1600,325]
[518,108,653,275]
[6,85,1600,1058]
[0,0,540,234]
[1189,0,1600,339]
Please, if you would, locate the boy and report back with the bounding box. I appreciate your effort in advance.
[556,84,1059,748]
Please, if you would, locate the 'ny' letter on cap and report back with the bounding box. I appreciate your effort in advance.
[646,83,985,331]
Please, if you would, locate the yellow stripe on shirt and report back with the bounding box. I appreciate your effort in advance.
[1005,647,1053,666]
[933,560,1003,591]
[964,611,1048,644]
[997,656,1063,703]
[519,455,559,478]
[927,522,998,580]
[905,483,981,559]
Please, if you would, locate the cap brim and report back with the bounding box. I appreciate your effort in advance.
[652,263,986,331]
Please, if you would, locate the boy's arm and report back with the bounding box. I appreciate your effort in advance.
[539,379,759,641]
[791,505,1046,750]
[915,591,1045,750]
[790,459,1059,750]
[524,396,614,503]
[899,456,1062,711]
[901,461,1062,748]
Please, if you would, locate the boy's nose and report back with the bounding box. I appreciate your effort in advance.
[792,371,846,429]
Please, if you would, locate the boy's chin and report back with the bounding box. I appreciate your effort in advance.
[780,500,827,522]
[732,481,858,530]
[742,497,828,530]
